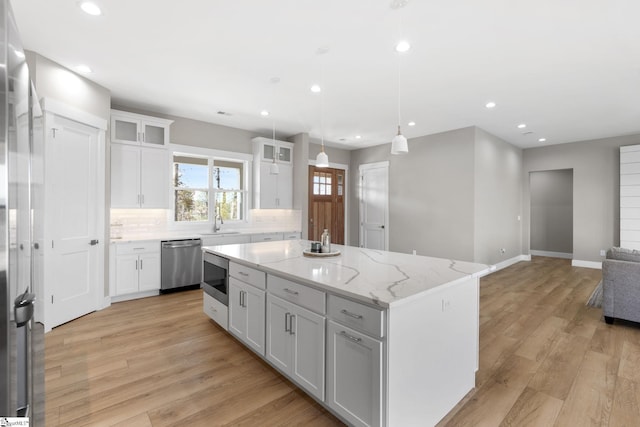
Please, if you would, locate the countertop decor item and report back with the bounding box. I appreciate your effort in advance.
[303,249,341,257]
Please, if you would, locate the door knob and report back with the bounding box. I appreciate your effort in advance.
[89,239,99,246]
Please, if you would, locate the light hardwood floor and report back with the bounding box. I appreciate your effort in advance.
[45,257,640,426]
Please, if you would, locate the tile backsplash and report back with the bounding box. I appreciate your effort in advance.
[110,209,302,238]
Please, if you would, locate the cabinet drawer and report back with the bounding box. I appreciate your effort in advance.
[328,294,385,338]
[203,292,228,330]
[230,262,266,290]
[268,275,325,315]
[115,241,160,255]
[250,232,283,243]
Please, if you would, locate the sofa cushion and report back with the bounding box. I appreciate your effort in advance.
[606,247,640,263]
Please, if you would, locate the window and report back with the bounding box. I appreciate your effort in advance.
[173,154,247,223]
[313,171,332,196]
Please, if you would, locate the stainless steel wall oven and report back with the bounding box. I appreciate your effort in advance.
[202,252,228,305]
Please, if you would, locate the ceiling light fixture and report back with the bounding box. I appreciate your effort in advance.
[260,110,269,116]
[485,101,496,109]
[395,40,411,53]
[79,1,102,16]
[270,121,279,175]
[408,121,416,127]
[310,84,321,93]
[390,1,409,155]
[538,137,547,142]
[76,64,92,73]
[355,135,362,139]
[315,48,329,168]
[517,123,527,129]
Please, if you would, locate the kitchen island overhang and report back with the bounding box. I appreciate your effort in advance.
[203,240,493,427]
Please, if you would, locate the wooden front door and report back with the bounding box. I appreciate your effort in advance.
[308,166,345,244]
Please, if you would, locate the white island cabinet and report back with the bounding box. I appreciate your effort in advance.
[202,240,492,427]
[228,262,266,356]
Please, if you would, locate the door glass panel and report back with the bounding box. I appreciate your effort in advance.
[114,119,138,142]
[144,124,164,145]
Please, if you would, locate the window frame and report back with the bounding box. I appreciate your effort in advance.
[169,144,252,229]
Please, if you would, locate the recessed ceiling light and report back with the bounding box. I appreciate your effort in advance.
[76,64,92,73]
[79,1,102,16]
[310,84,321,93]
[355,135,362,139]
[408,121,416,127]
[485,102,496,109]
[517,123,527,129]
[538,138,546,142]
[395,40,411,53]
[260,110,269,116]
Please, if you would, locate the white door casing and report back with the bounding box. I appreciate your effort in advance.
[42,100,106,330]
[359,162,389,250]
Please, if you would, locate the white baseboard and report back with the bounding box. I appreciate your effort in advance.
[110,290,160,304]
[493,254,531,272]
[571,259,602,269]
[530,250,573,259]
[100,296,112,310]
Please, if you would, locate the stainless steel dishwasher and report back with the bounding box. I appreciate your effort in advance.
[161,238,202,292]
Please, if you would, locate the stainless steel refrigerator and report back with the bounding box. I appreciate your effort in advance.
[1,0,44,422]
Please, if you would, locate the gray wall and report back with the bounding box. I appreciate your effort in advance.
[291,133,310,238]
[529,170,573,254]
[349,127,478,261]
[309,141,352,166]
[26,51,111,120]
[522,134,640,262]
[474,128,523,265]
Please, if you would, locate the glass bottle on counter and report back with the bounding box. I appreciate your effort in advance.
[321,229,331,253]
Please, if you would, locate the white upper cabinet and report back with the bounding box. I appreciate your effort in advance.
[252,137,294,209]
[111,109,173,147]
[111,145,169,208]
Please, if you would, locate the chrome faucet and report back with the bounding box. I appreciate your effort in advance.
[213,204,223,232]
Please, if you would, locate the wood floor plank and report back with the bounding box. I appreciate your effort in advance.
[618,341,640,382]
[554,350,618,426]
[609,376,640,427]
[498,387,563,427]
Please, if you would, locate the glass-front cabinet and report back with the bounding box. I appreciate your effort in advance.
[111,109,173,147]
[259,138,292,164]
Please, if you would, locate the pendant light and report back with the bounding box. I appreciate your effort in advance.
[390,1,409,155]
[315,47,329,168]
[270,120,279,175]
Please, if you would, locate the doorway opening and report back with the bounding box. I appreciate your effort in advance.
[308,166,345,244]
[529,169,573,259]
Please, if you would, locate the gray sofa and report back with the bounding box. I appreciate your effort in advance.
[602,247,640,324]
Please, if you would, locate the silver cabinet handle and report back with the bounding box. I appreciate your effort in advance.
[289,315,295,335]
[239,290,243,307]
[340,331,362,343]
[137,194,141,204]
[133,247,145,250]
[141,194,145,205]
[137,132,142,142]
[238,271,249,277]
[284,312,290,332]
[140,259,143,269]
[340,309,363,320]
[264,238,272,241]
[135,260,138,270]
[142,132,145,142]
[283,288,299,296]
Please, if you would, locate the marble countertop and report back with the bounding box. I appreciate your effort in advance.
[204,240,494,308]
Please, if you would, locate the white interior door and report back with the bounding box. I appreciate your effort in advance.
[46,114,102,328]
[360,162,389,250]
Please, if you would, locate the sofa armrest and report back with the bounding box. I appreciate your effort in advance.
[602,259,640,323]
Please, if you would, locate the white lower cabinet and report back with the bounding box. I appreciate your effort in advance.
[228,277,266,355]
[266,293,325,400]
[327,320,383,427]
[203,292,228,330]
[112,242,161,297]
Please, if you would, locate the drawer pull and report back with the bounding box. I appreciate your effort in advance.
[340,331,362,343]
[340,309,363,320]
[283,288,299,296]
[238,271,249,277]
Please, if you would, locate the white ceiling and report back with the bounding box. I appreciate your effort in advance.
[11,0,640,150]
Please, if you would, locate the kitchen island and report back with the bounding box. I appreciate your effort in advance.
[203,240,492,427]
